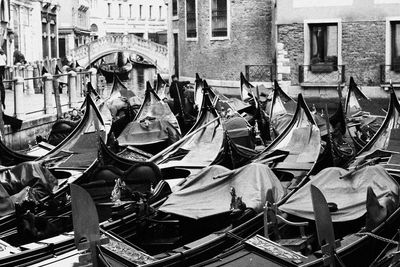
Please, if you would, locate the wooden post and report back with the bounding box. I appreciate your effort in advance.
[33,63,39,92]
[43,73,54,114]
[89,67,97,91]
[76,66,84,97]
[61,66,69,94]
[68,70,78,108]
[26,65,34,95]
[14,77,25,119]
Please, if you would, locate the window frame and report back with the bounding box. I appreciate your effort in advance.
[303,19,342,68]
[107,2,111,18]
[129,4,133,19]
[185,0,198,41]
[387,18,400,69]
[309,23,338,65]
[172,0,178,20]
[139,4,144,20]
[149,5,154,20]
[209,0,230,41]
[159,5,163,21]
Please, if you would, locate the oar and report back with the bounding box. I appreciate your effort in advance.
[311,184,345,267]
[324,104,335,167]
[148,116,220,163]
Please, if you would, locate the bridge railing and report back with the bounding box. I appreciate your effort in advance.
[70,34,168,71]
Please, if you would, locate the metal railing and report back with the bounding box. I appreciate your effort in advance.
[299,64,345,84]
[380,64,400,84]
[245,65,276,82]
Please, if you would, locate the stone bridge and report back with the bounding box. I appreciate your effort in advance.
[69,34,169,73]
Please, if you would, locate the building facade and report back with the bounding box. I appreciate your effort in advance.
[58,0,90,59]
[167,0,274,92]
[4,0,58,63]
[89,0,167,44]
[0,0,10,60]
[275,0,400,96]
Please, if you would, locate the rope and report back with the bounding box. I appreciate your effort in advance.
[356,232,400,245]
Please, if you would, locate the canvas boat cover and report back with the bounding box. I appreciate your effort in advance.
[0,161,58,217]
[157,112,223,169]
[280,165,399,222]
[159,163,285,219]
[118,88,181,146]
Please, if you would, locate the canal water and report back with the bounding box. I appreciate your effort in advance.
[101,65,157,99]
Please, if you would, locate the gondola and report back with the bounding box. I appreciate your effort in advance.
[0,178,172,267]
[196,90,400,267]
[345,77,385,151]
[0,89,170,266]
[106,74,140,138]
[148,86,223,176]
[0,91,109,250]
[155,73,168,100]
[117,81,181,154]
[98,62,133,83]
[129,55,156,68]
[0,131,37,166]
[267,80,296,138]
[84,93,326,267]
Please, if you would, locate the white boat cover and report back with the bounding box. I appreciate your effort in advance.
[159,163,285,220]
[280,165,399,222]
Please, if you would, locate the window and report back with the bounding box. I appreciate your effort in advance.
[159,6,162,20]
[0,0,6,21]
[211,0,228,37]
[172,0,178,17]
[149,5,153,19]
[391,21,400,70]
[309,24,338,66]
[107,3,111,17]
[118,3,122,18]
[186,0,196,38]
[139,5,143,19]
[129,4,133,18]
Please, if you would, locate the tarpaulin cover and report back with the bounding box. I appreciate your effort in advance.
[280,166,399,222]
[159,163,285,219]
[117,120,177,146]
[0,162,58,217]
[158,119,224,168]
[136,91,180,134]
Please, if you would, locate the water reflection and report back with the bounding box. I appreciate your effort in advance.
[103,65,157,99]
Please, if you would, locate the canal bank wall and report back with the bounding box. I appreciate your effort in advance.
[3,114,58,151]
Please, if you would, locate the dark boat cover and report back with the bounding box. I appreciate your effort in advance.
[159,163,284,219]
[280,165,399,222]
[0,162,58,216]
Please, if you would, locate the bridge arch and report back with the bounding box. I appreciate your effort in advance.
[69,34,168,73]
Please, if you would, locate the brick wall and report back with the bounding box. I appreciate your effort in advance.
[277,23,303,85]
[277,21,386,86]
[174,0,274,81]
[342,21,385,86]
